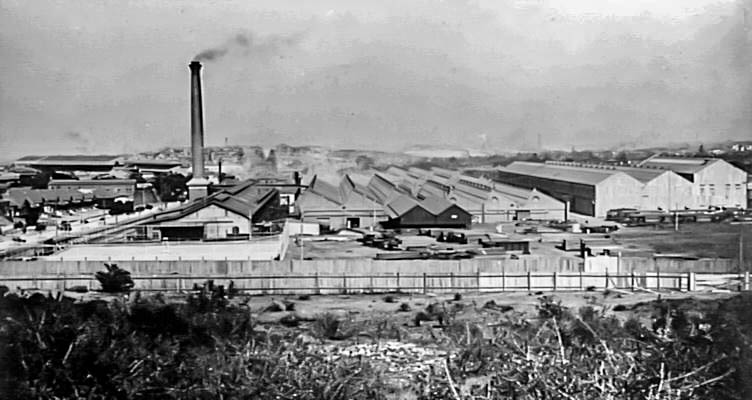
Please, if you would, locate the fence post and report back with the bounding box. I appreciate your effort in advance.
[630,271,635,291]
[476,270,481,294]
[423,273,427,295]
[578,270,583,291]
[688,272,696,292]
[450,272,455,291]
[552,272,557,292]
[396,272,401,293]
[656,270,661,291]
[527,271,532,292]
[745,271,750,291]
[369,275,375,294]
[501,270,506,292]
[342,273,347,294]
[605,270,609,289]
[315,272,320,295]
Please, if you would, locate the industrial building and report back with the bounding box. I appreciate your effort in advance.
[296,175,386,230]
[385,166,566,222]
[295,171,475,230]
[3,187,95,225]
[140,180,284,241]
[491,158,748,217]
[14,155,124,172]
[607,166,694,211]
[382,194,472,229]
[48,179,137,197]
[494,162,644,217]
[637,156,747,209]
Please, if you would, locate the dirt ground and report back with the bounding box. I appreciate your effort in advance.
[246,290,739,327]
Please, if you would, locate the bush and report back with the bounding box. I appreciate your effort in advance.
[311,312,357,340]
[383,295,398,303]
[94,263,134,293]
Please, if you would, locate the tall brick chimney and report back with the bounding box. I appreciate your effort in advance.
[187,61,209,199]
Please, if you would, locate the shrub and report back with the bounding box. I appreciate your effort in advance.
[311,312,357,340]
[94,263,134,293]
[383,295,397,303]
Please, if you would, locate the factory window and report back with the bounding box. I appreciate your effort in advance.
[450,214,458,219]
[532,196,540,202]
[231,226,240,235]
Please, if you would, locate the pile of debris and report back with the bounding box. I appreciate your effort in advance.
[314,341,452,388]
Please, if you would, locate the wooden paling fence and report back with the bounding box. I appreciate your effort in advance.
[1,271,749,295]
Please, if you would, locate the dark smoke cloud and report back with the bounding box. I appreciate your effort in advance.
[194,31,305,62]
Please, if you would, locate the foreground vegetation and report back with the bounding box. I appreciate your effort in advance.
[1,288,750,399]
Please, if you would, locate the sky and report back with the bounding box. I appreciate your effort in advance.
[1,0,750,158]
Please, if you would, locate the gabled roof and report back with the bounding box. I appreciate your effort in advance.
[4,188,91,207]
[500,161,622,186]
[385,166,409,178]
[149,180,277,223]
[50,179,137,186]
[385,193,463,218]
[367,173,404,204]
[385,195,420,218]
[613,167,679,184]
[15,155,123,166]
[307,175,343,204]
[637,156,722,175]
[419,195,455,215]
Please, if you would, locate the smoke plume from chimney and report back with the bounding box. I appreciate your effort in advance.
[194,31,305,63]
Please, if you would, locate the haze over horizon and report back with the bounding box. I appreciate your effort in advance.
[1,0,751,159]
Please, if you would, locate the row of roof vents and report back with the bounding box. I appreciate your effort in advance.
[543,161,667,170]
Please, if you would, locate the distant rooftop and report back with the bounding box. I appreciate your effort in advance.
[15,155,123,166]
[637,156,721,175]
[501,161,625,186]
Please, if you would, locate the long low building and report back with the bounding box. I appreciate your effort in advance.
[494,162,644,217]
[14,155,124,172]
[139,180,286,241]
[49,179,136,197]
[387,166,566,222]
[491,158,748,217]
[637,156,747,209]
[296,173,473,230]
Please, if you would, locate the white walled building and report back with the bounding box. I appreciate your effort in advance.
[638,157,747,209]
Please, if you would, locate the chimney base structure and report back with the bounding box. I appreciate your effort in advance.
[187,60,209,200]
